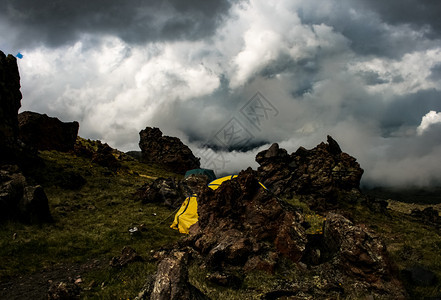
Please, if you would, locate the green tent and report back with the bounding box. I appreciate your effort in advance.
[184,169,216,182]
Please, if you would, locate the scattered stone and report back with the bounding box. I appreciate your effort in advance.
[18,111,79,152]
[109,246,143,268]
[138,127,200,174]
[206,271,242,288]
[47,280,81,300]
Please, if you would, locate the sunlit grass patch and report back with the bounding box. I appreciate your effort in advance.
[304,213,326,235]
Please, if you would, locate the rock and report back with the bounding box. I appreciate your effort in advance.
[321,213,405,297]
[206,271,242,288]
[47,279,81,300]
[135,175,209,208]
[91,142,121,171]
[188,168,307,268]
[149,250,209,300]
[0,164,52,223]
[410,207,441,227]
[256,136,364,210]
[139,127,200,174]
[18,111,79,152]
[0,51,22,163]
[109,246,143,268]
[0,51,38,168]
[402,265,438,286]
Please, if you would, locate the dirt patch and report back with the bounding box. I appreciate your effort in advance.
[0,259,105,300]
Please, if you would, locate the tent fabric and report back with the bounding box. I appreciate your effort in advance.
[184,168,216,182]
[208,175,237,190]
[170,194,198,234]
[208,175,267,190]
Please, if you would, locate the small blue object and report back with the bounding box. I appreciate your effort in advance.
[16,52,23,59]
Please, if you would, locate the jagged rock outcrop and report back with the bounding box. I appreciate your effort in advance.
[135,175,210,208]
[0,164,52,223]
[0,51,25,164]
[18,111,79,152]
[0,51,51,224]
[188,169,308,268]
[139,127,200,174]
[256,136,364,210]
[179,169,406,298]
[146,250,208,300]
[320,213,405,296]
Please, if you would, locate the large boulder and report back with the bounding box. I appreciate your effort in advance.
[0,51,22,163]
[0,164,52,223]
[256,136,364,209]
[188,169,307,268]
[139,127,200,174]
[18,111,79,152]
[321,213,405,295]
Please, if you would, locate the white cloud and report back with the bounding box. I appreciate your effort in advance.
[11,0,441,187]
[417,111,441,135]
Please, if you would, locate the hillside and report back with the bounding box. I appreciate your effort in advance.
[0,138,440,299]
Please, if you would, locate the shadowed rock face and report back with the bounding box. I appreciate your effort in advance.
[0,165,52,223]
[18,111,79,152]
[256,136,364,210]
[176,169,406,298]
[138,127,200,174]
[0,51,22,162]
[188,169,308,268]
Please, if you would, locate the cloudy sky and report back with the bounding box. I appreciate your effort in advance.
[1,0,441,187]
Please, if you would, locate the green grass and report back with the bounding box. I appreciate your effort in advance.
[350,204,441,298]
[0,147,183,298]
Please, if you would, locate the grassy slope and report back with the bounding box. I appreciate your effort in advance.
[0,147,183,298]
[0,144,440,299]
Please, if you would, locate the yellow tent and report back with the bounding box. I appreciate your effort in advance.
[208,175,267,190]
[170,194,198,234]
[208,175,238,190]
[170,175,267,234]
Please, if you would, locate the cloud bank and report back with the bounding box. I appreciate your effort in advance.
[1,0,441,187]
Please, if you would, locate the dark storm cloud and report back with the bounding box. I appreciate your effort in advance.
[380,89,441,134]
[1,0,233,48]
[296,0,439,58]
[360,0,441,37]
[429,63,441,80]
